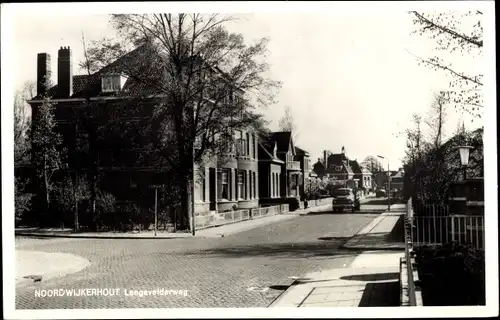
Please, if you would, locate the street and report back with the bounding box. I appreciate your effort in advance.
[15,208,380,309]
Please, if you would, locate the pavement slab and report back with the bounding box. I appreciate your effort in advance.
[270,251,404,308]
[16,250,91,288]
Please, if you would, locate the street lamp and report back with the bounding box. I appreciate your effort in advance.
[377,155,390,212]
[457,145,473,181]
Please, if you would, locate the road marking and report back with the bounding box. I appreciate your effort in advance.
[247,286,269,293]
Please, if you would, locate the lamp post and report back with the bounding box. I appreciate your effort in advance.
[377,155,390,212]
[457,146,473,181]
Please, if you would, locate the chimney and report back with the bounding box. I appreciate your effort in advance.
[37,53,51,97]
[57,46,73,98]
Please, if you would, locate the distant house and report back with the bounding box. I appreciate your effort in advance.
[295,146,311,200]
[324,146,356,188]
[374,168,404,193]
[350,160,373,194]
[258,140,284,201]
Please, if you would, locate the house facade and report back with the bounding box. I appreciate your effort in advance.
[258,131,309,207]
[324,147,356,188]
[193,129,260,215]
[28,45,260,223]
[295,146,311,200]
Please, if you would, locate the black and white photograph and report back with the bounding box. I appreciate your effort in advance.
[2,1,497,319]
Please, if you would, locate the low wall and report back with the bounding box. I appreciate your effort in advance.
[194,204,287,231]
[400,214,423,306]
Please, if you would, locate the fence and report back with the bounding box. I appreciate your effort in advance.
[252,205,281,219]
[194,205,283,230]
[412,215,484,249]
[305,197,334,208]
[406,197,485,249]
[412,201,450,217]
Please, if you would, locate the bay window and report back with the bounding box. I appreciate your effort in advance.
[237,171,245,199]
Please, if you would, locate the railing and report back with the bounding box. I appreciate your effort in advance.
[194,205,283,230]
[286,161,301,171]
[412,201,450,216]
[407,197,485,249]
[412,215,484,249]
[403,197,422,306]
[252,205,281,219]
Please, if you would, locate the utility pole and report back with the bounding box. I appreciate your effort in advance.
[377,155,391,212]
[154,187,158,236]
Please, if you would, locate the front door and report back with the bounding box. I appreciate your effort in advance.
[209,168,216,211]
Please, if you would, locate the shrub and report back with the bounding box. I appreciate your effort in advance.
[415,242,485,306]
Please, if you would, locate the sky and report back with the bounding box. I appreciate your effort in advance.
[6,3,488,170]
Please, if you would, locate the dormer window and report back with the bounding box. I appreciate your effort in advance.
[102,74,128,93]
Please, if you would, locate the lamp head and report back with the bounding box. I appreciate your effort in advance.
[456,146,473,166]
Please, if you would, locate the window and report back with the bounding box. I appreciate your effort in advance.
[272,173,275,198]
[253,172,256,198]
[201,169,206,202]
[218,169,229,200]
[246,133,250,156]
[252,135,256,159]
[102,75,127,92]
[249,172,252,199]
[237,171,245,199]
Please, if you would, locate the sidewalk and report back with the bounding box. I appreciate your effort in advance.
[341,207,406,250]
[15,204,332,239]
[270,251,404,307]
[16,250,91,288]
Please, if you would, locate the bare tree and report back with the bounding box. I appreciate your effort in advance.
[408,11,483,118]
[28,79,63,213]
[14,81,36,164]
[361,156,384,174]
[82,14,281,230]
[425,91,448,149]
[278,105,299,142]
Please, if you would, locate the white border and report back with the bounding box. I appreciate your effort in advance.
[2,1,498,319]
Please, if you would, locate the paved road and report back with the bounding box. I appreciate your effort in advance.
[15,208,379,309]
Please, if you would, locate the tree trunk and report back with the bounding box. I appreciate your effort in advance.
[43,155,50,211]
[178,168,193,231]
[73,172,79,231]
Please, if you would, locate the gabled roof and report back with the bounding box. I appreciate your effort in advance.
[295,146,309,156]
[263,131,293,153]
[345,165,354,175]
[258,142,283,163]
[349,160,362,174]
[31,44,181,101]
[361,167,372,175]
[326,153,348,166]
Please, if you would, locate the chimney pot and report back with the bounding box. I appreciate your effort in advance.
[57,46,73,97]
[37,53,52,97]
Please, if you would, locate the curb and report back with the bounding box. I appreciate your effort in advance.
[15,232,199,240]
[340,211,405,251]
[15,212,299,240]
[16,251,91,288]
[340,243,405,251]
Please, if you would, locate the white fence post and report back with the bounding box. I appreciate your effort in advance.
[451,215,456,242]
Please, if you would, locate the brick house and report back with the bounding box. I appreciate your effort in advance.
[194,128,260,215]
[27,45,259,223]
[258,131,307,208]
[324,146,356,188]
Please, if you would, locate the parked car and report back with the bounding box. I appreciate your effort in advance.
[332,188,360,213]
[376,189,386,197]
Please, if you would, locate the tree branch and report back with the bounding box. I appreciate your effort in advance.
[411,11,483,47]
